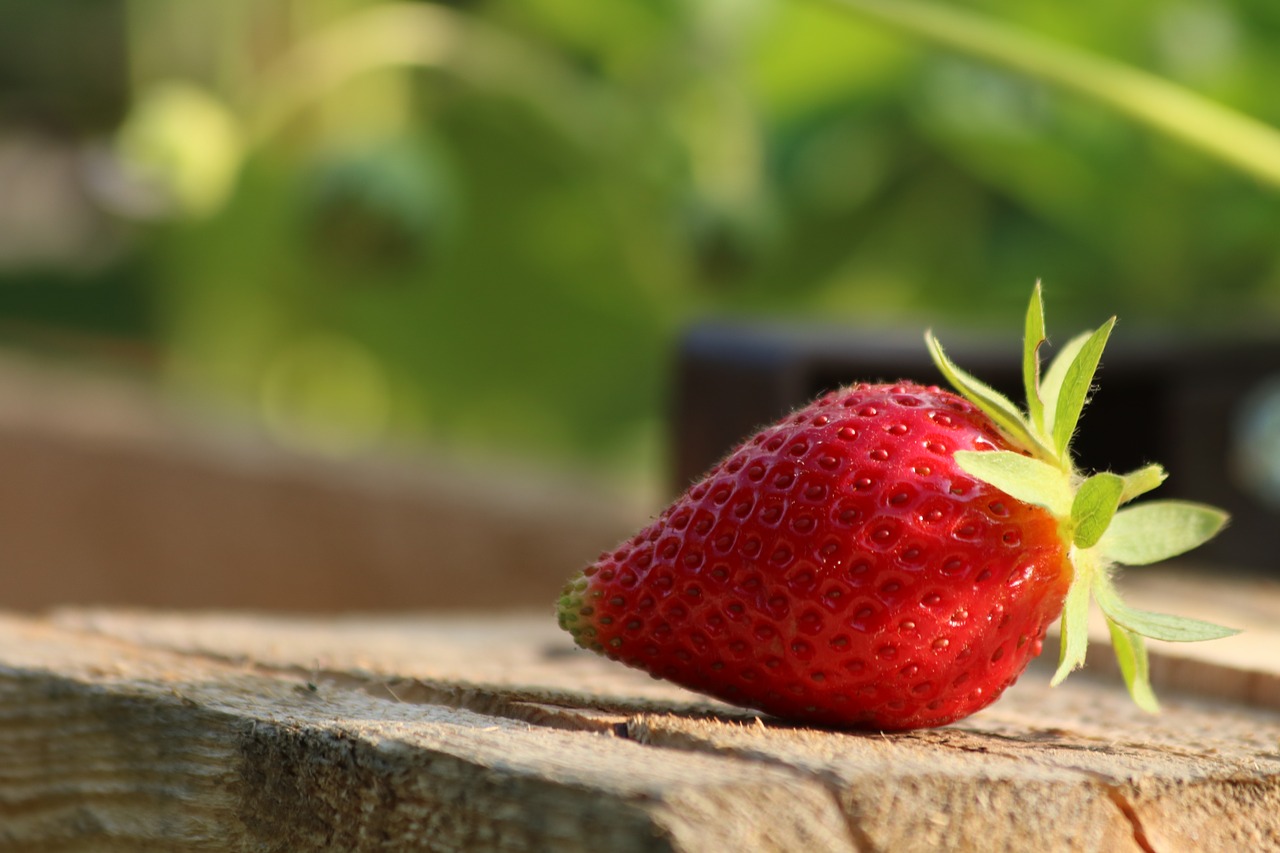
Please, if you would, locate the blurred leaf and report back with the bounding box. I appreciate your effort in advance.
[824,0,1280,187]
[9,0,1280,494]
[751,2,916,118]
[115,81,245,217]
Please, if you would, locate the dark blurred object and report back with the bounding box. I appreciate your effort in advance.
[0,1,128,130]
[0,2,131,272]
[673,321,1280,573]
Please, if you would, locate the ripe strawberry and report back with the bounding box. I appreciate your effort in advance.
[558,285,1236,730]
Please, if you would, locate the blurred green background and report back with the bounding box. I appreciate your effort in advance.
[3,0,1280,497]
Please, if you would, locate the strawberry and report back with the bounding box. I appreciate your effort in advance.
[558,285,1236,730]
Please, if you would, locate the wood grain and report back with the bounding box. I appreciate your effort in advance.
[4,575,1280,852]
[0,615,850,852]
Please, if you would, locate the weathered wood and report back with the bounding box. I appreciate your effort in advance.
[0,616,849,852]
[4,569,1280,852]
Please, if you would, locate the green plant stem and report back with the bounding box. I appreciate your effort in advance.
[822,0,1280,188]
[247,3,623,150]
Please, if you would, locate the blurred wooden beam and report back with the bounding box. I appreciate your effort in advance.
[0,356,643,611]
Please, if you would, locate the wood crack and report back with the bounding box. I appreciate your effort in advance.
[1094,777,1160,853]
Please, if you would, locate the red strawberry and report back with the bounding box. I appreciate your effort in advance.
[561,382,1066,728]
[558,285,1236,730]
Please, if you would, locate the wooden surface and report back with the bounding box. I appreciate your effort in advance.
[3,571,1280,852]
[0,355,642,612]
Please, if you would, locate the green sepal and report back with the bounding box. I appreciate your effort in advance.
[1024,282,1047,435]
[1118,463,1168,505]
[1106,618,1159,713]
[1051,550,1095,686]
[954,450,1072,517]
[1092,572,1239,642]
[925,331,1052,460]
[930,285,1236,716]
[1050,317,1116,458]
[1039,331,1089,435]
[1071,472,1125,549]
[1097,501,1229,566]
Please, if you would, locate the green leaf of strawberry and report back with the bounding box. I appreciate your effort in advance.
[930,287,1237,708]
[557,284,1236,730]
[1106,619,1159,713]
[1094,580,1238,643]
[953,450,1072,517]
[1070,472,1124,549]
[1052,554,1094,687]
[1023,281,1048,435]
[1038,331,1089,440]
[1098,501,1229,566]
[1049,317,1114,458]
[925,332,1053,461]
[1118,464,1168,505]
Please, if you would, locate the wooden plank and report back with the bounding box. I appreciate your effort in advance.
[0,355,642,612]
[9,571,1280,852]
[0,615,852,852]
[629,670,1280,852]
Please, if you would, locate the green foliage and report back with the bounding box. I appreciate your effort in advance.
[3,0,1280,484]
